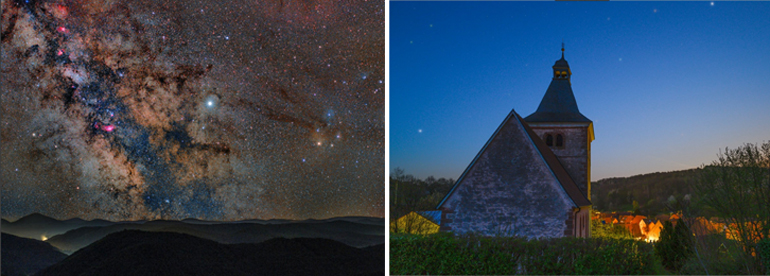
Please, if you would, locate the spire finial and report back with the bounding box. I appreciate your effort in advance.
[561,41,565,59]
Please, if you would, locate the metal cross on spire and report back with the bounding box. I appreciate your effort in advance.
[561,41,565,58]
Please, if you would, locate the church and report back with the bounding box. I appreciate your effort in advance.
[436,48,594,238]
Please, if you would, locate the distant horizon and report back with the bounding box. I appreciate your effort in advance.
[392,165,704,184]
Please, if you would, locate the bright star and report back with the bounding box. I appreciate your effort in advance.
[710,2,714,6]
[418,129,423,133]
[204,95,219,109]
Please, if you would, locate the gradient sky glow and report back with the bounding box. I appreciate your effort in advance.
[390,1,770,181]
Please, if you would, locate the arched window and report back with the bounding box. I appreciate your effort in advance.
[545,134,553,146]
[556,134,564,147]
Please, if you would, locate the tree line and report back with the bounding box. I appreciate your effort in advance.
[389,168,454,233]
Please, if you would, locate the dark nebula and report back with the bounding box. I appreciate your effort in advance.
[1,0,384,221]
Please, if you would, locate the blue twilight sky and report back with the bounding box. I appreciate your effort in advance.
[390,1,770,181]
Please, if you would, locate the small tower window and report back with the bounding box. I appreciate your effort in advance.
[545,134,553,146]
[556,134,564,147]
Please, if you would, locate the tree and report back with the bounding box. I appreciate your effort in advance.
[390,168,454,233]
[632,200,640,215]
[656,220,693,272]
[693,141,770,274]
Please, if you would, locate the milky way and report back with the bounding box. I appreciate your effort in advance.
[1,0,384,221]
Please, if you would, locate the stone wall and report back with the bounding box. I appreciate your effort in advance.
[530,126,589,200]
[441,115,575,238]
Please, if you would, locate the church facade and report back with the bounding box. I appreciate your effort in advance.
[437,49,594,238]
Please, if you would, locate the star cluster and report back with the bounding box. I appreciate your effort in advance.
[1,0,384,221]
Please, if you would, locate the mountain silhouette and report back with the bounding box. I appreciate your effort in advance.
[36,230,384,276]
[1,233,67,276]
[1,213,116,241]
[44,218,383,254]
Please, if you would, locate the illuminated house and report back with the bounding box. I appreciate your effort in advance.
[391,211,441,235]
[645,221,663,242]
[437,48,594,238]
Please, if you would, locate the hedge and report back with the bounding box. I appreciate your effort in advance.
[391,233,661,275]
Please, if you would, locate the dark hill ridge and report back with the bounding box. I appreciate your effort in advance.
[36,230,384,276]
[45,219,383,254]
[1,213,118,241]
[1,233,68,276]
[11,213,61,224]
[591,168,700,215]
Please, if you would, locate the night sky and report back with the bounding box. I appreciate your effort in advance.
[390,1,770,181]
[1,0,384,221]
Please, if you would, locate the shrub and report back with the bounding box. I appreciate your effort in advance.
[655,220,694,272]
[758,238,770,274]
[591,219,633,239]
[390,233,661,275]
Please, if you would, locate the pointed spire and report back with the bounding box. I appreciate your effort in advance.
[561,42,565,59]
[523,49,590,123]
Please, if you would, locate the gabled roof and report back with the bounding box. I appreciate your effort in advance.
[416,211,441,225]
[630,215,646,224]
[437,109,591,209]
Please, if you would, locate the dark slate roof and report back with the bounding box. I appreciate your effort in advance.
[524,58,591,123]
[416,211,441,225]
[437,109,591,208]
[554,56,569,68]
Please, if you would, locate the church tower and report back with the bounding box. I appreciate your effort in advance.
[524,46,594,200]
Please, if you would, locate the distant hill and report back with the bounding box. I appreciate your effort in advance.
[36,230,384,276]
[591,168,702,216]
[1,213,117,240]
[46,218,383,254]
[1,214,384,254]
[1,233,67,276]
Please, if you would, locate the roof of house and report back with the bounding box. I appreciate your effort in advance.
[437,109,591,208]
[416,211,441,225]
[630,215,646,225]
[620,215,634,223]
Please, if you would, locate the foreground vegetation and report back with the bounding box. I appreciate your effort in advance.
[392,141,770,274]
[391,233,662,275]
